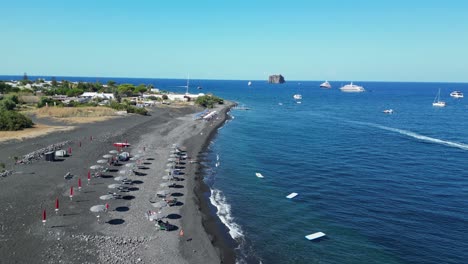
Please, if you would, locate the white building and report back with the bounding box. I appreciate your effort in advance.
[80,92,115,100]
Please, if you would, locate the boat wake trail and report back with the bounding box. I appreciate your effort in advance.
[350,121,468,151]
[209,189,244,239]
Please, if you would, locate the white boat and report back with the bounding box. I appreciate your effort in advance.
[255,172,264,178]
[305,232,326,241]
[450,91,463,98]
[432,89,446,107]
[293,94,302,100]
[320,81,331,89]
[383,109,394,114]
[248,81,252,86]
[340,82,365,92]
[286,192,298,199]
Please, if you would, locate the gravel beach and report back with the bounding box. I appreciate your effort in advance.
[0,103,235,264]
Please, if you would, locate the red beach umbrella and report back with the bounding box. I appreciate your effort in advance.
[42,209,47,224]
[70,186,74,200]
[78,178,82,190]
[55,198,59,213]
[125,139,128,144]
[68,147,72,155]
[105,203,110,211]
[87,171,91,184]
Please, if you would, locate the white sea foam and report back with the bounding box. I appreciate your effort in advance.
[351,121,468,151]
[209,189,244,239]
[216,154,220,161]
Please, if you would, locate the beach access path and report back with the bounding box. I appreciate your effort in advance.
[0,103,235,264]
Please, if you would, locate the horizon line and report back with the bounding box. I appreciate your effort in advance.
[0,74,467,84]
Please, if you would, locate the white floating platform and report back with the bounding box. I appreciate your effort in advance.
[286,192,298,199]
[255,172,264,178]
[305,232,326,241]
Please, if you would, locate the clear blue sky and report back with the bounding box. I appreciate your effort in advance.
[1,0,467,82]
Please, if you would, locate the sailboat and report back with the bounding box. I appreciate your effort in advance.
[248,81,252,86]
[432,88,446,107]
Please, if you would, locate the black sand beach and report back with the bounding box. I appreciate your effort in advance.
[0,103,235,264]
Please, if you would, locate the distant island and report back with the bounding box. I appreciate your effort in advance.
[268,74,285,84]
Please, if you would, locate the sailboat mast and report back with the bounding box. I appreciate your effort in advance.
[186,74,190,95]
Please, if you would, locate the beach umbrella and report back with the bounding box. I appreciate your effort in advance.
[114,176,127,181]
[157,190,170,196]
[55,198,59,214]
[109,150,119,154]
[69,186,74,200]
[100,194,114,200]
[97,159,107,164]
[90,165,104,170]
[108,183,122,189]
[103,154,113,159]
[87,171,91,184]
[90,205,106,212]
[151,200,168,208]
[78,178,82,191]
[42,209,47,225]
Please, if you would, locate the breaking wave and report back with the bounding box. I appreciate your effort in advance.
[209,188,244,239]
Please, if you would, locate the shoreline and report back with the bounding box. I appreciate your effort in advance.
[0,103,237,263]
[179,101,237,263]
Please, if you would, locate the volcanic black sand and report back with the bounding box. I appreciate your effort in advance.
[0,103,235,264]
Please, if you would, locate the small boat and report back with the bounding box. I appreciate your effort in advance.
[340,82,365,92]
[286,192,298,199]
[255,172,264,178]
[450,91,463,98]
[197,86,202,90]
[432,89,446,107]
[320,81,331,89]
[248,81,252,86]
[305,232,326,241]
[383,109,394,114]
[296,101,302,104]
[293,94,302,100]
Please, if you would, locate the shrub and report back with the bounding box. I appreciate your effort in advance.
[0,110,34,131]
[195,95,224,108]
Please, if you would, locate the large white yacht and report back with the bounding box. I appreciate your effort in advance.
[450,91,463,98]
[340,82,365,92]
[320,81,332,89]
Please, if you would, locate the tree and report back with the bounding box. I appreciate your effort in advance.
[51,77,58,87]
[0,99,16,111]
[107,80,116,88]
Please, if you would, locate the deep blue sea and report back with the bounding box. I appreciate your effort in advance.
[3,76,468,263]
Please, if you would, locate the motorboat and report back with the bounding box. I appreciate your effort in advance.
[293,94,302,100]
[340,82,365,92]
[450,91,463,98]
[383,109,394,114]
[320,81,331,89]
[248,81,252,86]
[433,88,446,107]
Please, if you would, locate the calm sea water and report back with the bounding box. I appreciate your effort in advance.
[3,76,468,263]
